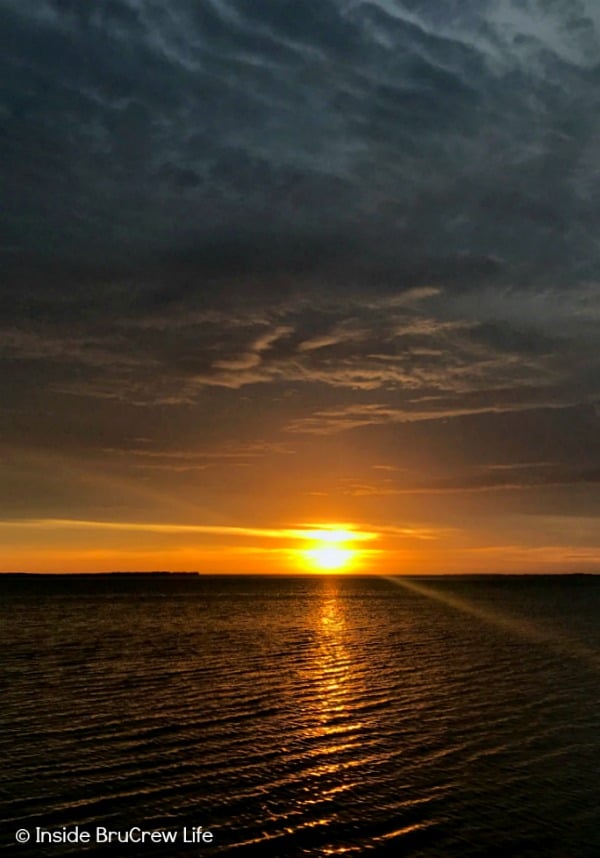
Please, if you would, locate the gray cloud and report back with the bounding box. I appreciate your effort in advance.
[1,0,599,285]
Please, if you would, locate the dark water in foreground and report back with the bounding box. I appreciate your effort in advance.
[1,574,599,857]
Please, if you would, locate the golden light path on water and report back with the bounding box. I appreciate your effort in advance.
[285,577,434,854]
[382,575,600,670]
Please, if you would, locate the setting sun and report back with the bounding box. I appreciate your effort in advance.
[305,544,355,571]
[300,528,367,572]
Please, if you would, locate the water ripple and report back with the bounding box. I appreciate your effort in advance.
[1,574,599,856]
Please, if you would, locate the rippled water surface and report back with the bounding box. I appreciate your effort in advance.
[1,574,599,856]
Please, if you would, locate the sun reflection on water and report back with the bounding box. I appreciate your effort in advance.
[308,580,365,769]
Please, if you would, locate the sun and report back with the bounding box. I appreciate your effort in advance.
[301,528,360,572]
[305,544,354,571]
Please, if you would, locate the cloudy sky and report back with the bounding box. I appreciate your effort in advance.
[1,0,599,572]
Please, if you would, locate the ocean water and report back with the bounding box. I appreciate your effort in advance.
[1,574,598,857]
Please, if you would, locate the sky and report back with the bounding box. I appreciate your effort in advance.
[1,0,599,573]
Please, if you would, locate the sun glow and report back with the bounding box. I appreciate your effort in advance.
[301,527,366,572]
[306,544,355,571]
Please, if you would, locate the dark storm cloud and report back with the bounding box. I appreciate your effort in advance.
[2,0,599,280]
[1,0,599,471]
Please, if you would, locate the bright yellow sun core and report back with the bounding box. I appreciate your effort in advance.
[306,544,354,571]
[301,530,360,572]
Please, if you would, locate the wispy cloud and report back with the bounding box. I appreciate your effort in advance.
[343,460,600,495]
[0,517,380,543]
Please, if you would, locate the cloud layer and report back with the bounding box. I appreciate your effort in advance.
[2,0,599,277]
[1,0,599,551]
